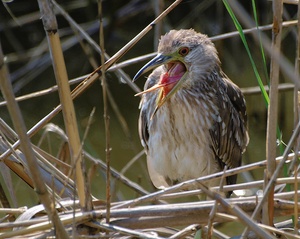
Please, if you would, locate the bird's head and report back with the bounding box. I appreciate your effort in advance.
[134,29,219,117]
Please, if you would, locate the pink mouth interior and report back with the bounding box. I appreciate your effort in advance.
[160,61,186,94]
[166,61,186,78]
[134,61,186,97]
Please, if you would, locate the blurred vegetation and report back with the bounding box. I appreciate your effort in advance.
[0,0,299,238]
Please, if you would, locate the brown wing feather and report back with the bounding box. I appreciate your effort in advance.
[209,71,249,186]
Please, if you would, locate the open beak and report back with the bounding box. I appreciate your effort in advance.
[133,54,172,82]
[133,53,188,118]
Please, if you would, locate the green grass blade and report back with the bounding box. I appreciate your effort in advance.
[222,0,269,106]
[252,0,270,84]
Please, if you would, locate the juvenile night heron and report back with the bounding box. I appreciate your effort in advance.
[133,29,249,196]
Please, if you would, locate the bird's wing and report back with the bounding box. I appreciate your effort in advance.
[138,67,171,188]
[209,72,249,185]
[138,67,163,149]
[138,102,149,150]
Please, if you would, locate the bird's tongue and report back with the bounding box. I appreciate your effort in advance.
[160,62,185,95]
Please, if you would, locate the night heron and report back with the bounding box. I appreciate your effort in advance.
[133,29,249,196]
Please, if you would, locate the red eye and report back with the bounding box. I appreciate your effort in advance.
[179,47,189,56]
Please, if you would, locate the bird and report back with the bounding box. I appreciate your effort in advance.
[133,29,249,197]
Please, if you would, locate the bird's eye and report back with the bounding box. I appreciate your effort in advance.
[179,47,189,56]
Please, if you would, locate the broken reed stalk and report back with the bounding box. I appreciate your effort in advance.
[294,96,300,232]
[264,0,283,226]
[37,0,90,211]
[295,0,300,132]
[294,0,300,234]
[0,43,68,238]
[98,0,111,224]
[169,224,201,239]
[207,166,227,239]
[153,0,164,50]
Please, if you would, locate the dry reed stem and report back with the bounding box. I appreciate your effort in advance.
[0,39,68,238]
[294,90,300,234]
[295,164,299,235]
[293,0,300,235]
[242,82,294,95]
[264,0,283,226]
[87,222,166,239]
[97,0,111,224]
[83,150,150,196]
[295,0,300,129]
[283,0,299,4]
[108,199,298,228]
[0,119,36,188]
[207,166,227,239]
[0,207,27,214]
[153,0,164,50]
[37,0,89,211]
[169,224,200,239]
[0,210,93,238]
